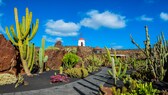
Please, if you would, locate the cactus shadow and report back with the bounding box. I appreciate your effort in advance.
[82,78,99,88]
[93,74,110,79]
[73,87,86,95]
[77,82,99,92]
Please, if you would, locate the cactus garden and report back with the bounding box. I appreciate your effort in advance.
[0,0,168,95]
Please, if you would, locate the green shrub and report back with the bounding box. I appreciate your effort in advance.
[65,68,88,78]
[87,65,99,73]
[131,82,160,95]
[62,53,80,69]
[85,54,103,67]
[0,73,17,85]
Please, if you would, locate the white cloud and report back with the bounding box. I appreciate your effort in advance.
[43,35,63,43]
[80,10,126,29]
[45,19,80,36]
[112,45,123,49]
[160,12,168,21]
[137,15,153,21]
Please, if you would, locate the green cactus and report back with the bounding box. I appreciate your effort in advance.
[105,47,127,85]
[5,8,38,76]
[39,38,48,73]
[59,66,63,74]
[130,26,168,81]
[108,57,117,85]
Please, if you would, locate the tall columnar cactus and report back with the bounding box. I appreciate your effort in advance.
[108,61,127,85]
[5,8,39,76]
[130,26,168,81]
[39,38,48,73]
[105,48,128,85]
[108,57,117,85]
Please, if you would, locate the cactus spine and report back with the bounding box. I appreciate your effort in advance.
[39,38,48,73]
[5,8,38,76]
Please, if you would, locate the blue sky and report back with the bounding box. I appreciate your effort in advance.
[0,0,168,49]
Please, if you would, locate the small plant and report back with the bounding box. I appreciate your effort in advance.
[59,66,63,74]
[65,68,88,78]
[15,74,24,88]
[62,53,80,69]
[131,69,153,81]
[50,74,69,83]
[0,73,17,85]
[131,82,160,95]
[87,65,99,73]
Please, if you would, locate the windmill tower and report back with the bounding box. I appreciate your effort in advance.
[78,38,85,46]
[72,32,86,46]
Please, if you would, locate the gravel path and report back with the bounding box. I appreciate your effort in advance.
[1,67,111,95]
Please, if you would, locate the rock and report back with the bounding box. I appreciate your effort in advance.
[76,46,93,66]
[45,49,66,70]
[0,34,18,73]
[100,86,113,95]
[77,46,93,59]
[54,40,62,49]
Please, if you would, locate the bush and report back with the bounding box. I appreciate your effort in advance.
[131,82,160,95]
[87,65,99,73]
[65,68,88,78]
[85,54,103,67]
[62,53,80,69]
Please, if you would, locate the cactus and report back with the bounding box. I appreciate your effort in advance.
[108,57,117,85]
[105,47,127,85]
[130,26,168,81]
[64,68,88,78]
[15,74,24,88]
[39,38,48,73]
[5,8,38,76]
[59,66,63,74]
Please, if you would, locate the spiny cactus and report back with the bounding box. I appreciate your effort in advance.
[108,57,117,84]
[5,8,38,76]
[130,26,168,81]
[64,68,88,78]
[39,38,48,73]
[15,74,24,88]
[59,66,63,74]
[105,47,127,85]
